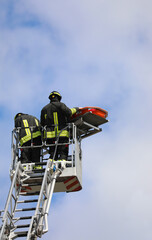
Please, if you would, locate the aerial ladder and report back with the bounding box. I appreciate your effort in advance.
[0,107,108,239]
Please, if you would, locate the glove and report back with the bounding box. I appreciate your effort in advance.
[73,107,79,112]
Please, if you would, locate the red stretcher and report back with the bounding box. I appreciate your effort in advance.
[72,106,108,127]
[71,106,108,139]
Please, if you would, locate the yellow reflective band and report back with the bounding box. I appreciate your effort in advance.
[20,135,31,146]
[71,108,77,115]
[59,130,69,137]
[20,131,41,146]
[53,112,59,133]
[43,130,47,138]
[33,165,42,169]
[32,131,41,138]
[46,131,56,138]
[46,130,69,139]
[44,114,47,119]
[23,120,31,135]
[35,119,39,126]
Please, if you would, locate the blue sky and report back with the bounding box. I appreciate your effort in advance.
[0,0,152,239]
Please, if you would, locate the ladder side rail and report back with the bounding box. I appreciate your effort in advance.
[11,129,19,172]
[0,218,7,240]
[11,171,23,224]
[26,160,52,239]
[0,162,21,239]
[35,159,51,214]
[15,129,20,168]
[26,215,37,240]
[38,170,59,235]
[11,129,15,171]
[2,162,20,221]
[45,168,62,215]
[35,160,52,236]
[41,166,64,235]
[42,170,60,235]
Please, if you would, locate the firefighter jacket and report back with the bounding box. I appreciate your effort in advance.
[40,101,78,139]
[15,114,41,146]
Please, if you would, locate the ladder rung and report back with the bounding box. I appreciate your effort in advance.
[15,207,36,212]
[17,199,38,203]
[13,231,28,237]
[27,176,44,180]
[22,183,42,187]
[32,169,45,173]
[23,162,47,166]
[20,191,40,196]
[34,162,47,165]
[13,216,32,220]
[24,177,43,182]
[16,224,30,228]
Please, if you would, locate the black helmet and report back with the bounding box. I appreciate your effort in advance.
[14,113,24,120]
[49,91,62,101]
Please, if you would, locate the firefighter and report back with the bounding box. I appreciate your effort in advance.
[40,91,79,161]
[14,113,42,164]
